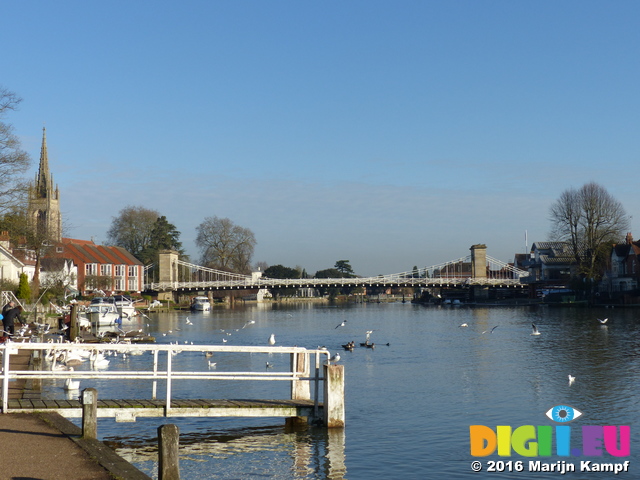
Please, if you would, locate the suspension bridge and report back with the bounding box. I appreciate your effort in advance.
[145,244,529,293]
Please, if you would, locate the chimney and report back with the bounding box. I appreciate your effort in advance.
[626,232,633,245]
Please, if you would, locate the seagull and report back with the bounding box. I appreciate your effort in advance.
[208,361,217,368]
[482,326,498,334]
[265,361,273,368]
[459,323,468,328]
[328,352,341,363]
[242,320,255,329]
[531,324,541,336]
[268,334,276,345]
[568,374,575,384]
[185,317,193,325]
[335,320,347,329]
[597,318,608,324]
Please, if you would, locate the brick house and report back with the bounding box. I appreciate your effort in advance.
[56,238,144,294]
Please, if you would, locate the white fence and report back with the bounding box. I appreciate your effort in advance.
[1,342,330,416]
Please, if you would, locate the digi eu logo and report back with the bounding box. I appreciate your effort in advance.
[470,405,630,457]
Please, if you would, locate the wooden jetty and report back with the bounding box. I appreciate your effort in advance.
[1,342,345,428]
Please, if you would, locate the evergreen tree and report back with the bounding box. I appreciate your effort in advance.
[16,272,31,301]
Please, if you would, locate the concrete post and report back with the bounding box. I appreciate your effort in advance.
[82,387,98,439]
[323,364,345,428]
[291,352,311,401]
[158,424,181,480]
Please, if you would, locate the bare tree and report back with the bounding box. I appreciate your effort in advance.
[106,205,159,259]
[195,216,256,273]
[0,86,31,212]
[550,182,629,279]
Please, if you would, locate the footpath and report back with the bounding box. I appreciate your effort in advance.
[0,346,152,480]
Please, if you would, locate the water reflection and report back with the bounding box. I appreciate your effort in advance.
[110,422,346,479]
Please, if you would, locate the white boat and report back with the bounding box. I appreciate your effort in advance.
[85,297,136,327]
[191,296,211,311]
[112,294,138,319]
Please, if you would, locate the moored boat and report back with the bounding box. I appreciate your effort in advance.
[191,296,211,311]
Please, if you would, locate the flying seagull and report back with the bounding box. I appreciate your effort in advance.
[597,318,608,324]
[531,324,541,336]
[335,320,347,329]
[482,326,498,334]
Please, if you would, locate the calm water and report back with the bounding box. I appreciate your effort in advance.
[52,302,640,479]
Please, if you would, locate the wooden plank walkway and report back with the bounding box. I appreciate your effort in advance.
[7,397,320,421]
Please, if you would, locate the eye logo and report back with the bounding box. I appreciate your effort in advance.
[546,405,582,423]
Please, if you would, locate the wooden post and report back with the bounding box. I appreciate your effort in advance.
[323,364,345,428]
[82,387,98,439]
[290,352,310,401]
[158,424,180,480]
[70,304,78,341]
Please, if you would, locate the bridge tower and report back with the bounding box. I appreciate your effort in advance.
[158,250,179,301]
[470,244,487,279]
[470,244,489,300]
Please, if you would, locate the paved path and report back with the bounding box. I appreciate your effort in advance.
[1,346,151,480]
[0,412,151,480]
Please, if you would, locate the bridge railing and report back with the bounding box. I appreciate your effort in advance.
[147,276,525,291]
[1,342,330,415]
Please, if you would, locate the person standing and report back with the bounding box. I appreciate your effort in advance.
[2,300,15,317]
[3,305,22,337]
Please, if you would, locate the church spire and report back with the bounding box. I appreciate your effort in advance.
[36,127,51,198]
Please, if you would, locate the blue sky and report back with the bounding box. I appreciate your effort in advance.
[3,1,639,277]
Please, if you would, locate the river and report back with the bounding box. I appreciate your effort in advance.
[53,302,640,479]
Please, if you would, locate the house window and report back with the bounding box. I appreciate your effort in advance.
[128,266,137,277]
[85,264,97,276]
[100,264,112,276]
[128,276,137,290]
[115,265,125,277]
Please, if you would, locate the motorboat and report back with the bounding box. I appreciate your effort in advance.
[190,296,211,311]
[85,297,136,327]
[112,294,138,319]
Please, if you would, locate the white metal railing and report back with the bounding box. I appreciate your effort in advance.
[1,342,330,414]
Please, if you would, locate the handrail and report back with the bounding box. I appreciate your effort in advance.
[1,342,330,414]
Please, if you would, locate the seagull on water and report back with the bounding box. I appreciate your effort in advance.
[597,318,608,324]
[185,317,193,325]
[568,374,575,384]
[531,324,541,336]
[459,323,468,328]
[482,326,498,334]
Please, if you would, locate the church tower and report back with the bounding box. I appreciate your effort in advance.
[28,127,62,242]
